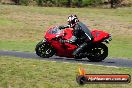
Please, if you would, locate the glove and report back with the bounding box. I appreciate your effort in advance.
[67,40,73,43]
[59,40,66,43]
[59,39,72,44]
[58,25,65,29]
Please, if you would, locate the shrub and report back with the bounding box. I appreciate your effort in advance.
[82,0,104,6]
[19,0,29,5]
[2,0,131,7]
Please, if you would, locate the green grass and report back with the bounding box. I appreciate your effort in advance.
[109,41,132,58]
[0,56,132,88]
[0,5,132,58]
[0,41,36,52]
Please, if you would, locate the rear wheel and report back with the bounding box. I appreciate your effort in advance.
[87,43,108,62]
[35,40,55,58]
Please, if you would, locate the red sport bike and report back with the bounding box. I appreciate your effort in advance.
[35,26,112,62]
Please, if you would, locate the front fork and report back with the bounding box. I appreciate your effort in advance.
[36,39,48,48]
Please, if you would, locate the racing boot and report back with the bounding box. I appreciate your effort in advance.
[73,42,87,60]
[74,54,82,60]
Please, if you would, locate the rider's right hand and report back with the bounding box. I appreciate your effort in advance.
[59,39,73,44]
[59,39,67,44]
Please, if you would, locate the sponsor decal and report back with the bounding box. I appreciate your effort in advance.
[76,67,131,85]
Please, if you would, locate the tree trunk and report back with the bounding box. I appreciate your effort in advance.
[111,0,121,8]
[12,0,19,5]
[67,0,72,7]
[77,0,82,7]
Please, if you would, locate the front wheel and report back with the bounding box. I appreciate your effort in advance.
[87,43,108,62]
[35,40,55,58]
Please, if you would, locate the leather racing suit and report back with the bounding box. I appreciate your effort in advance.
[59,22,93,58]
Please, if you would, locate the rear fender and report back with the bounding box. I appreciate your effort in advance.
[91,30,112,43]
[103,34,112,44]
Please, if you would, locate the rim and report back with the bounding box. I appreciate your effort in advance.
[87,43,108,62]
[36,44,52,57]
[88,45,107,59]
[91,47,104,57]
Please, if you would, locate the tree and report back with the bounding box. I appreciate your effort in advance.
[12,0,20,5]
[110,0,123,8]
[67,0,72,7]
[77,0,82,7]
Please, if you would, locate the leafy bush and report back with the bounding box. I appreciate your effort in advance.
[35,0,67,6]
[19,0,37,6]
[2,0,131,7]
[19,0,29,5]
[82,0,104,6]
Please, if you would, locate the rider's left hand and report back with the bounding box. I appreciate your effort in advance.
[59,25,65,29]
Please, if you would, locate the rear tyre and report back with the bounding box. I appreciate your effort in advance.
[35,40,55,58]
[87,43,108,62]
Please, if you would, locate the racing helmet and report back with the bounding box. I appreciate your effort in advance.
[67,15,79,27]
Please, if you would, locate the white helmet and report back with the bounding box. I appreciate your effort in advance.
[67,15,79,27]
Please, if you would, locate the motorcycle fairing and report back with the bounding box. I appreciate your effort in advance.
[91,29,110,42]
[45,27,77,57]
[44,26,110,58]
[51,41,77,57]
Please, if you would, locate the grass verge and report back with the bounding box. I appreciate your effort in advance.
[0,56,132,88]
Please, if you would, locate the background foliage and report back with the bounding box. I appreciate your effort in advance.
[1,0,131,7]
[18,0,109,6]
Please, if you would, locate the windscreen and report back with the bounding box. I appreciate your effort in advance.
[48,27,62,34]
[79,22,93,39]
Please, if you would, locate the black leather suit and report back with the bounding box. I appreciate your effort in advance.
[61,22,93,57]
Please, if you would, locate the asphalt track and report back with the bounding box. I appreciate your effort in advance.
[0,50,132,68]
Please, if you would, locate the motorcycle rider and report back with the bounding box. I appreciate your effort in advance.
[59,15,93,59]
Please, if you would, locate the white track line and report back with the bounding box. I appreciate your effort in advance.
[51,61,120,68]
[63,62,70,64]
[77,63,120,68]
[51,61,57,63]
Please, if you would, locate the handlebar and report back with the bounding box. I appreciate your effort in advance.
[52,35,62,41]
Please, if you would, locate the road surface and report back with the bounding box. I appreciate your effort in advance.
[0,50,132,68]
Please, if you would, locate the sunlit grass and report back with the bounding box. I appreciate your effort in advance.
[0,56,132,88]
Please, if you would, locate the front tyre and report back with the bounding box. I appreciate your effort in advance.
[35,40,55,58]
[87,43,108,62]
